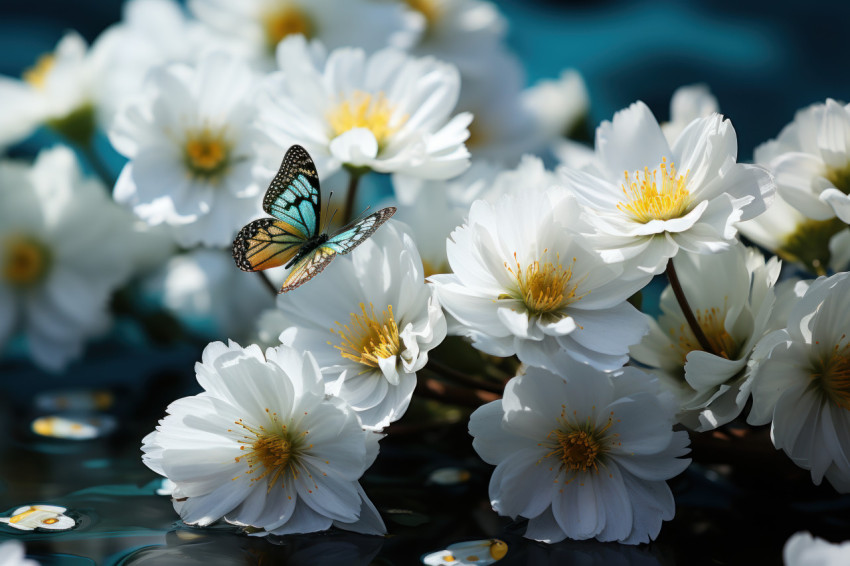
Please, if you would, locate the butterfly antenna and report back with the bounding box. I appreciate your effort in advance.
[322,191,334,232]
[352,204,373,221]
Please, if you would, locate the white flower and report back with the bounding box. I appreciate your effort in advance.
[561,101,774,276]
[93,0,215,121]
[190,0,422,68]
[737,191,848,275]
[0,505,75,532]
[0,147,135,371]
[469,355,690,545]
[521,69,590,146]
[422,539,508,565]
[141,248,275,342]
[755,99,850,224]
[0,32,105,149]
[405,0,506,80]
[142,340,386,536]
[109,51,280,247]
[630,244,781,431]
[267,221,446,430]
[784,532,850,566]
[0,541,39,566]
[259,35,471,179]
[430,187,649,371]
[389,161,500,275]
[661,84,719,144]
[748,271,850,492]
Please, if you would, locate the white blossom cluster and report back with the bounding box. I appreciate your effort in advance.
[2,0,850,553]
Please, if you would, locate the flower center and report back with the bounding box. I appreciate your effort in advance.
[232,412,304,490]
[262,2,313,49]
[811,338,850,410]
[541,407,617,482]
[672,304,740,361]
[183,126,231,180]
[327,91,406,150]
[23,54,55,90]
[3,235,51,288]
[331,303,401,368]
[503,252,583,315]
[617,158,691,223]
[778,217,846,276]
[405,0,443,29]
[825,163,850,195]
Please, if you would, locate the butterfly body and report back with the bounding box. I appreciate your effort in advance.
[285,233,328,269]
[233,145,396,293]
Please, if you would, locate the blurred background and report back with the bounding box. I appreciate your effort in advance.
[2,0,850,158]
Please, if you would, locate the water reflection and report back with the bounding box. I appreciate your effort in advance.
[120,528,384,566]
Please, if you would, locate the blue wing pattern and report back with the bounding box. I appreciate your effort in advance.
[325,207,397,254]
[262,145,321,239]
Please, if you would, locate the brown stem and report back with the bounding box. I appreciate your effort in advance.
[665,258,716,355]
[426,358,506,394]
[256,271,278,296]
[415,375,500,408]
[342,170,363,225]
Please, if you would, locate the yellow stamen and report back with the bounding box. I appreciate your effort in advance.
[670,302,740,361]
[231,412,309,491]
[262,3,313,49]
[617,158,691,223]
[183,126,231,179]
[331,303,401,367]
[3,235,51,288]
[503,252,584,315]
[540,406,618,481]
[405,0,443,29]
[327,91,406,149]
[811,336,850,410]
[23,54,55,90]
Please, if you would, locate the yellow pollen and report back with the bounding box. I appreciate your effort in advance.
[327,91,406,149]
[232,415,302,491]
[10,507,38,523]
[43,518,59,525]
[670,303,739,361]
[489,539,508,559]
[405,0,443,29]
[617,158,691,223]
[541,410,616,476]
[811,337,850,410]
[331,303,400,368]
[23,54,55,90]
[262,3,313,48]
[503,252,584,315]
[3,235,51,288]
[183,126,231,179]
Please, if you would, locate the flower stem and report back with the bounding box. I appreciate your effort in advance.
[256,271,279,296]
[426,358,505,394]
[665,257,716,355]
[342,169,364,225]
[415,374,501,407]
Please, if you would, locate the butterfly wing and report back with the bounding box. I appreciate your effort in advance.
[232,218,309,272]
[262,145,322,240]
[277,208,396,293]
[278,245,338,293]
[324,207,397,254]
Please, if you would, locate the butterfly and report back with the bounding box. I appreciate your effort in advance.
[233,145,396,293]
